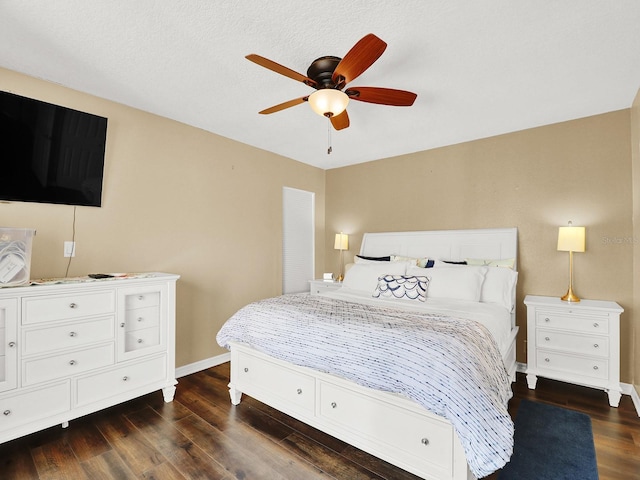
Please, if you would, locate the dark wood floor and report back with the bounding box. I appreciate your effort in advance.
[0,364,638,479]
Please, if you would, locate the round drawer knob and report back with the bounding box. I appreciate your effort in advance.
[69,360,77,366]
[137,317,144,322]
[544,337,550,341]
[69,332,77,337]
[137,339,143,344]
[544,317,550,322]
[421,438,429,446]
[3,410,10,416]
[297,388,302,395]
[244,367,249,373]
[120,322,125,328]
[138,295,144,301]
[544,358,550,362]
[122,376,129,381]
[8,342,15,348]
[593,366,599,370]
[331,402,337,409]
[69,303,78,309]
[594,344,599,348]
[593,322,599,328]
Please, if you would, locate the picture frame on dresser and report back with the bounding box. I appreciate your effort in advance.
[524,294,623,407]
[0,272,179,444]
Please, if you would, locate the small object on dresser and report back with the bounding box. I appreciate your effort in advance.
[88,273,114,279]
[323,273,334,281]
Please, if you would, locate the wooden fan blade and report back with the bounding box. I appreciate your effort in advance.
[330,110,350,130]
[346,87,417,106]
[246,54,317,87]
[332,34,387,88]
[259,96,308,115]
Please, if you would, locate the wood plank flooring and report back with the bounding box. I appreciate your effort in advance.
[0,364,638,479]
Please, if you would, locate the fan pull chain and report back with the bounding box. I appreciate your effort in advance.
[327,116,332,154]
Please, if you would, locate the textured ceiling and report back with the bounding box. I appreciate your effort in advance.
[1,1,640,169]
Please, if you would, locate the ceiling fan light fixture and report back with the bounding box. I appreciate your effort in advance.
[308,89,349,117]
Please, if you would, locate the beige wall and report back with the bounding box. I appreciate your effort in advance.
[3,67,637,386]
[0,67,326,367]
[325,111,635,382]
[632,88,640,393]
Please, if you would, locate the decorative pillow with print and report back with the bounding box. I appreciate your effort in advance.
[372,275,429,302]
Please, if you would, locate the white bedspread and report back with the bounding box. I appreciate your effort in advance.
[216,293,514,478]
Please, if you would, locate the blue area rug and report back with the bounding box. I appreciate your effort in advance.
[498,399,598,480]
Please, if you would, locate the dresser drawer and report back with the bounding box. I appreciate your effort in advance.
[23,291,115,324]
[536,311,609,334]
[0,381,70,431]
[23,343,114,385]
[23,316,114,356]
[536,350,608,380]
[319,381,453,473]
[236,351,315,414]
[76,355,167,406]
[125,292,160,310]
[124,306,160,332]
[125,327,160,352]
[535,329,609,357]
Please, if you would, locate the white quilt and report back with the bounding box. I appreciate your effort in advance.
[216,293,514,478]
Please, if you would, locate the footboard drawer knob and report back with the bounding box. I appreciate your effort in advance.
[421,437,429,446]
[296,388,302,395]
[243,367,249,373]
[331,402,337,408]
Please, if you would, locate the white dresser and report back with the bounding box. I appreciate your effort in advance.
[0,272,179,443]
[524,295,623,407]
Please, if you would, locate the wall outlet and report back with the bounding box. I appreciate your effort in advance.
[64,241,76,258]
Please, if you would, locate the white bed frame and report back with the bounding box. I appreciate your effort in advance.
[227,228,519,480]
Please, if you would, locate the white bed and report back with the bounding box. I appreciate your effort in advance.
[217,228,519,480]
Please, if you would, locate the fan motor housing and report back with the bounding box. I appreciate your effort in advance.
[307,56,341,88]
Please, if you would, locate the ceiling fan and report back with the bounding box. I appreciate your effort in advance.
[246,33,417,131]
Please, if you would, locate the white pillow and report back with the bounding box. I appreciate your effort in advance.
[408,265,487,302]
[343,261,409,293]
[480,267,518,311]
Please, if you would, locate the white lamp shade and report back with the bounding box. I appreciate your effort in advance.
[557,225,585,252]
[309,89,349,117]
[334,233,348,250]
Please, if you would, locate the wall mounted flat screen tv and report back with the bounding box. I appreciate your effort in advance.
[0,90,107,207]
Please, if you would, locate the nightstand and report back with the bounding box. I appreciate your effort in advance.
[309,279,342,296]
[524,295,623,407]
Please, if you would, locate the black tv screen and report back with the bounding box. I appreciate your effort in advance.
[0,90,107,207]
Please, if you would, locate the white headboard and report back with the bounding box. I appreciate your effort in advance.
[359,228,518,270]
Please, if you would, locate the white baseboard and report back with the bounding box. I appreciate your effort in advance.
[175,352,230,378]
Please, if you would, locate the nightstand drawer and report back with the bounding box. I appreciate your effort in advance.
[536,350,608,380]
[309,280,341,296]
[536,329,609,357]
[536,311,609,334]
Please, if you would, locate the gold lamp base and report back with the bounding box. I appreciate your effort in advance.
[561,285,580,302]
